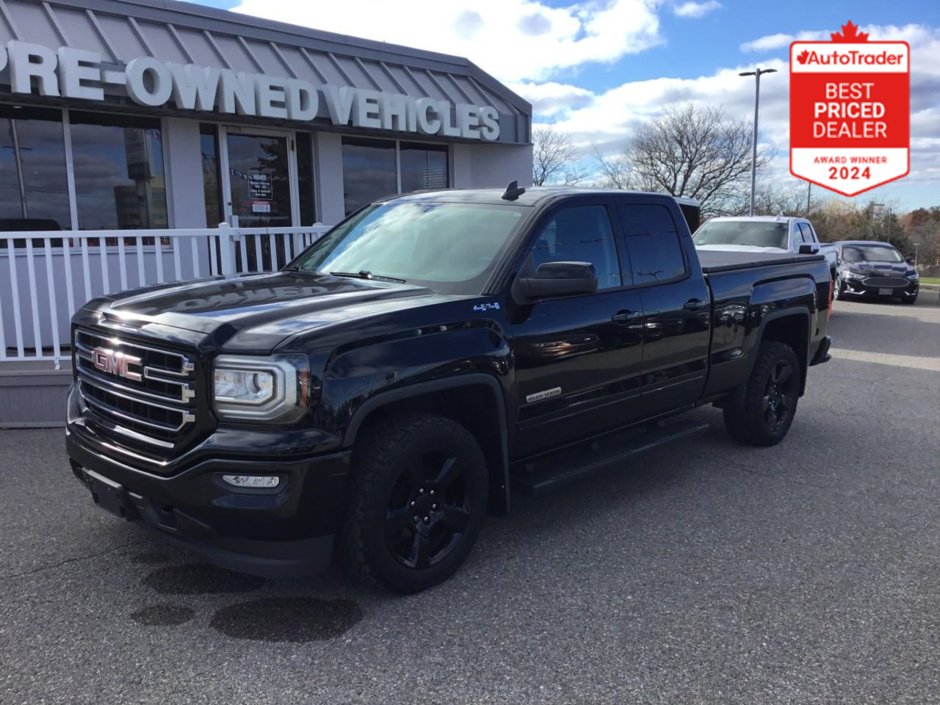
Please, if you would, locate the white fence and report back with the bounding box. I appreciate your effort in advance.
[0,224,331,367]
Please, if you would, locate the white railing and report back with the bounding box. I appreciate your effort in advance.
[0,223,331,368]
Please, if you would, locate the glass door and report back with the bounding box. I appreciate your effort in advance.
[221,128,298,228]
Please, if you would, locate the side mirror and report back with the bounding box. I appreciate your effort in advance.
[512,261,598,303]
[798,243,819,255]
[905,255,915,264]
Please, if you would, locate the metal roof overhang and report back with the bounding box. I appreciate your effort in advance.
[0,0,532,144]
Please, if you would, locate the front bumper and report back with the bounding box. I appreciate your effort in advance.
[840,277,919,299]
[66,392,351,579]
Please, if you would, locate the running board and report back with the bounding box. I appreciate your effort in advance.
[513,419,711,496]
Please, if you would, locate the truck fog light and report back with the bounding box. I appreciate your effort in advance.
[221,474,280,489]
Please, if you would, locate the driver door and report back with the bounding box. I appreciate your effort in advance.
[510,199,646,458]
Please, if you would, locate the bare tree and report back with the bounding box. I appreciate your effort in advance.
[618,103,765,215]
[592,146,632,189]
[532,125,583,186]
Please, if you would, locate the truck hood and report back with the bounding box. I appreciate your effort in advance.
[84,271,460,352]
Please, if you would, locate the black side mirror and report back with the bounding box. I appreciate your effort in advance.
[512,261,597,303]
[905,255,915,264]
[798,243,819,255]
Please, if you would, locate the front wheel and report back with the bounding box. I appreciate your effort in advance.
[339,413,488,594]
[723,341,801,447]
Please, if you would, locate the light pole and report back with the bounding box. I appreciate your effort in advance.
[740,67,777,216]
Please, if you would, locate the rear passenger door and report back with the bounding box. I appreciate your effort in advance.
[616,200,711,417]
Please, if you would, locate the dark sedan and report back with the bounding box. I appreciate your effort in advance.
[834,240,919,304]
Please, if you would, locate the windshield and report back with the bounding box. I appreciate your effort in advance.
[841,245,904,264]
[694,221,789,249]
[289,201,526,294]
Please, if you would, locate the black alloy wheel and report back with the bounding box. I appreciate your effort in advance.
[340,413,488,593]
[760,357,797,436]
[723,341,801,446]
[385,451,473,570]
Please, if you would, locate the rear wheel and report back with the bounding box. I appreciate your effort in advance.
[339,413,488,593]
[723,341,801,447]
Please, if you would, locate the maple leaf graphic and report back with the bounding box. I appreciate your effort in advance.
[831,20,870,42]
[797,49,810,64]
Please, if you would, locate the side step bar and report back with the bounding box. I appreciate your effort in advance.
[513,419,711,496]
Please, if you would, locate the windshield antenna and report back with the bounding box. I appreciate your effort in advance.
[501,180,526,201]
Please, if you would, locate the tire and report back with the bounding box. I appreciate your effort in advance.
[339,413,488,594]
[723,341,801,447]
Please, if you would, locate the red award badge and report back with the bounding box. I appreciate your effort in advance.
[790,21,910,196]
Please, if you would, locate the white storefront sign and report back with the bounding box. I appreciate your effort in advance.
[0,40,501,141]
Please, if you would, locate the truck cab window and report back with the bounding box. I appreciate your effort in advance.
[624,231,687,285]
[798,222,816,243]
[530,205,621,290]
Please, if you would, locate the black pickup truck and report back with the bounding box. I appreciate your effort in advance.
[66,185,832,593]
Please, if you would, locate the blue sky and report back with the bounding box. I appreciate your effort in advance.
[187,0,939,211]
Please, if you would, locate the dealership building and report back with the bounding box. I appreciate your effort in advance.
[0,0,532,425]
[0,0,532,232]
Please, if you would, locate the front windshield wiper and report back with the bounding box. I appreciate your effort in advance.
[329,270,407,284]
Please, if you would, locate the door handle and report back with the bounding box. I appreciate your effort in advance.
[612,310,641,324]
[683,298,707,311]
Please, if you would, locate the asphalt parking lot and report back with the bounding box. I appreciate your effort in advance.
[1,294,938,705]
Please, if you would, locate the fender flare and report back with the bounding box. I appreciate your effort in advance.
[748,308,812,389]
[343,374,511,513]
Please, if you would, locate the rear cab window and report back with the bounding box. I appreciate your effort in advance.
[617,203,688,286]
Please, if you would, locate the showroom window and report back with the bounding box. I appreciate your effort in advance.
[200,123,224,228]
[341,137,450,216]
[69,111,168,230]
[0,106,70,233]
[400,142,448,192]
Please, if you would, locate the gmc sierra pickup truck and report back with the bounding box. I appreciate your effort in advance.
[66,185,832,593]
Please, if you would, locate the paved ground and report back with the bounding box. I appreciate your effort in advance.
[1,295,938,705]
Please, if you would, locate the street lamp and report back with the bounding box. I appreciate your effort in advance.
[740,67,777,216]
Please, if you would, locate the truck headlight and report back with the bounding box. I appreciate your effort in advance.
[213,355,310,422]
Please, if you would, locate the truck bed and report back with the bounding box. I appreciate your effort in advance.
[697,249,826,274]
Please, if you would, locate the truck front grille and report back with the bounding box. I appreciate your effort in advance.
[862,276,908,288]
[74,328,201,462]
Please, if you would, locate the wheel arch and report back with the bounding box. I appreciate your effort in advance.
[754,310,810,394]
[343,375,511,514]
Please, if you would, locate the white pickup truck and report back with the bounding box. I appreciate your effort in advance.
[693,216,838,280]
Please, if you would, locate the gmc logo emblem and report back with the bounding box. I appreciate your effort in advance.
[92,347,143,382]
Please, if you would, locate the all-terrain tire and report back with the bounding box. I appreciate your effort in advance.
[723,341,801,447]
[339,413,488,594]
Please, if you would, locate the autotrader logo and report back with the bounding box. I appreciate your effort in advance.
[796,49,905,66]
[92,347,143,382]
[789,20,910,197]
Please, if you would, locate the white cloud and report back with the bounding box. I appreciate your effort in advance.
[224,1,940,208]
[509,81,595,118]
[545,23,940,206]
[672,1,720,19]
[230,0,663,83]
